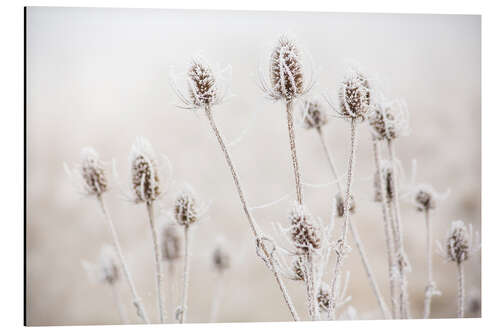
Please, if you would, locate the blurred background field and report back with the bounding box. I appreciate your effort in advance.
[26,7,480,325]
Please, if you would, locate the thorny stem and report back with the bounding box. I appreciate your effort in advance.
[457,262,465,318]
[387,139,411,319]
[204,106,300,321]
[328,119,357,319]
[146,202,166,323]
[180,226,190,323]
[110,282,128,324]
[423,209,435,319]
[286,101,304,204]
[318,128,390,319]
[96,195,150,324]
[371,137,399,319]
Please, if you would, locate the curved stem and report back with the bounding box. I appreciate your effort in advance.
[180,225,190,323]
[286,101,304,204]
[97,195,150,324]
[146,202,166,323]
[204,106,300,321]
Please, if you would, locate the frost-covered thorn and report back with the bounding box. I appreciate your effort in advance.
[129,137,161,204]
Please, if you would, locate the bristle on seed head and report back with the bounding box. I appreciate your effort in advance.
[129,137,161,204]
[289,202,321,253]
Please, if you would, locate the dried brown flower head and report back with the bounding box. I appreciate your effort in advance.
[174,186,200,227]
[187,59,218,108]
[300,98,328,130]
[413,184,437,212]
[374,161,395,202]
[213,245,230,273]
[336,192,356,218]
[129,137,161,204]
[161,223,182,261]
[369,98,409,141]
[317,283,331,312]
[446,221,470,264]
[289,202,321,253]
[338,68,372,121]
[76,147,108,196]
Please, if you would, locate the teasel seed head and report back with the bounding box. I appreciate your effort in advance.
[213,245,230,273]
[413,184,437,212]
[79,147,108,196]
[446,221,470,264]
[369,98,409,141]
[289,202,321,253]
[174,186,200,227]
[338,68,372,121]
[187,59,218,108]
[374,160,395,202]
[161,223,182,262]
[129,137,161,204]
[317,283,331,312]
[300,97,329,130]
[336,192,356,218]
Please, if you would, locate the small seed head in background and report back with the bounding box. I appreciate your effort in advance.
[213,245,230,273]
[79,147,108,196]
[374,160,395,202]
[291,256,305,281]
[300,97,328,130]
[338,68,372,121]
[174,186,200,227]
[129,137,161,204]
[369,98,409,141]
[97,245,120,285]
[413,184,437,212]
[289,202,321,253]
[336,192,356,218]
[317,283,331,312]
[446,220,470,264]
[161,223,182,262]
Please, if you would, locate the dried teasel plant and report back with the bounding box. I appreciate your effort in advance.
[171,55,300,321]
[369,97,410,142]
[66,147,150,324]
[437,221,480,318]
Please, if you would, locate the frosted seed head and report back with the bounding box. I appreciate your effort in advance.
[374,160,395,202]
[289,202,321,253]
[98,245,120,285]
[213,245,230,273]
[269,36,304,101]
[292,256,305,281]
[129,137,161,204]
[413,184,437,212]
[161,223,182,261]
[79,147,108,196]
[446,221,470,264]
[336,192,356,218]
[338,68,372,121]
[187,59,218,108]
[174,186,200,227]
[369,98,409,141]
[300,98,328,130]
[317,283,331,312]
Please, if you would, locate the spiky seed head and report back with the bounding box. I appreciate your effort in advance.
[174,187,199,227]
[187,59,218,108]
[336,192,356,218]
[129,137,161,204]
[269,36,304,101]
[301,98,328,130]
[338,69,371,121]
[289,202,321,253]
[317,283,331,312]
[79,147,108,196]
[369,99,409,141]
[161,224,182,261]
[292,256,305,281]
[213,245,230,273]
[446,221,470,264]
[374,161,395,202]
[413,184,437,212]
[98,245,120,285]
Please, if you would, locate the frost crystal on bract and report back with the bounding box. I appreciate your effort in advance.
[369,98,409,141]
[129,137,161,204]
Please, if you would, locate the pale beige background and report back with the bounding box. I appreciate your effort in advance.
[26,7,480,325]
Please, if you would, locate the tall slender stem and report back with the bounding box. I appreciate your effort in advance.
[204,106,300,321]
[209,273,225,322]
[146,202,166,323]
[387,139,411,318]
[329,119,358,319]
[371,137,399,319]
[110,282,128,324]
[180,226,190,323]
[457,262,465,318]
[423,209,435,319]
[96,195,150,324]
[318,128,390,319]
[286,101,304,204]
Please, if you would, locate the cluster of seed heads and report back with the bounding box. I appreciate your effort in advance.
[174,188,199,227]
[80,147,108,196]
[301,98,328,130]
[317,283,331,312]
[213,246,230,273]
[413,184,437,212]
[161,224,182,261]
[268,36,304,101]
[289,203,321,253]
[446,221,470,264]
[374,161,395,202]
[129,137,161,204]
[369,99,409,141]
[336,193,356,218]
[338,69,372,121]
[187,59,218,108]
